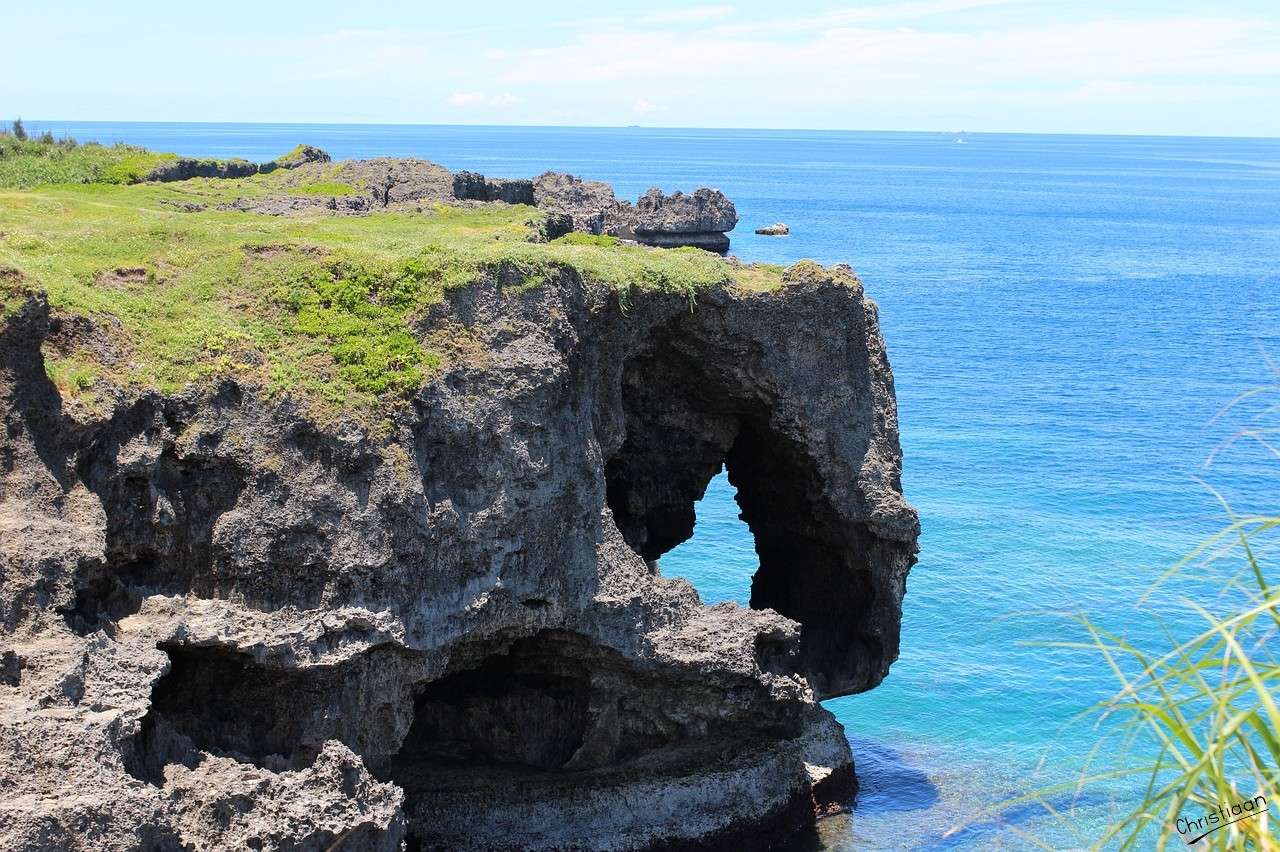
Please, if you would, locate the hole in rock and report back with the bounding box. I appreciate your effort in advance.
[129,643,405,785]
[129,630,797,851]
[1,650,22,687]
[60,559,164,635]
[393,637,593,772]
[384,630,799,819]
[660,470,757,605]
[605,319,893,697]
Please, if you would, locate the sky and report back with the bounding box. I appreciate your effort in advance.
[4,0,1279,136]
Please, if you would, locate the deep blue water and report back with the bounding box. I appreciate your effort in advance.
[28,121,1280,848]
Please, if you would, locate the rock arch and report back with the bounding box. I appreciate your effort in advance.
[605,269,918,698]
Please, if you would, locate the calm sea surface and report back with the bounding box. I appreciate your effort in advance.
[30,121,1280,848]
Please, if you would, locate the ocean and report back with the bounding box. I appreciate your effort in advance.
[29,121,1280,849]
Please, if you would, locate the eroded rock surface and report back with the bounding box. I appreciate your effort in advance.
[533,172,739,251]
[0,262,917,850]
[195,150,740,251]
[633,187,738,252]
[147,146,331,183]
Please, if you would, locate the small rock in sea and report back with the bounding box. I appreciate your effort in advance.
[755,222,789,235]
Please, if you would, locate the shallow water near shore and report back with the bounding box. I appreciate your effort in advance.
[30,121,1280,848]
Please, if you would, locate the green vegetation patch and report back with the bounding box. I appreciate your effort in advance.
[732,261,787,293]
[0,143,788,417]
[259,248,443,399]
[552,232,620,248]
[0,134,178,189]
[288,180,358,196]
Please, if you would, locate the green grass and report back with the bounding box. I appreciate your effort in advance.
[553,232,620,247]
[274,144,316,166]
[0,157,789,418]
[289,180,358,196]
[982,376,1280,851]
[1076,375,1280,850]
[0,134,178,188]
[731,261,787,293]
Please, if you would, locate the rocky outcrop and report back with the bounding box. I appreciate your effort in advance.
[146,157,259,182]
[1,256,916,850]
[260,144,331,173]
[755,223,789,236]
[335,157,456,206]
[533,172,739,252]
[161,146,740,251]
[146,146,331,183]
[220,158,535,215]
[531,171,630,235]
[632,187,739,252]
[452,170,536,205]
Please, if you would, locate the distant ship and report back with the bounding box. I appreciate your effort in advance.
[955,131,968,144]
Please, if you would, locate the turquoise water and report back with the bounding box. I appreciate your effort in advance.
[30,122,1280,848]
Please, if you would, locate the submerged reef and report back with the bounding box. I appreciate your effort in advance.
[0,142,918,850]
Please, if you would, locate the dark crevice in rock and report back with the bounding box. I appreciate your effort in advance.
[385,630,800,849]
[128,644,320,784]
[1,650,23,687]
[60,558,159,635]
[394,639,594,772]
[0,293,78,494]
[605,311,901,698]
[128,642,412,786]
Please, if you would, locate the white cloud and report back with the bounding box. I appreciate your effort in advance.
[142,8,1280,133]
[488,13,1280,109]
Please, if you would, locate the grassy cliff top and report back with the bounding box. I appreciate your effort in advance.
[0,135,785,419]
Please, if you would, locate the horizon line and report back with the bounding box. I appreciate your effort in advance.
[10,117,1280,143]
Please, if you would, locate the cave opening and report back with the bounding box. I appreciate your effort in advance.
[128,642,408,786]
[660,469,757,606]
[384,630,794,793]
[381,630,798,849]
[391,635,594,774]
[127,633,799,849]
[385,629,687,798]
[128,644,333,785]
[604,320,891,697]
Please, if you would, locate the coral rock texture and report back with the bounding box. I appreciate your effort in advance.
[0,258,917,849]
[533,172,739,251]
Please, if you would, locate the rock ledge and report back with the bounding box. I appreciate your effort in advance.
[0,238,917,847]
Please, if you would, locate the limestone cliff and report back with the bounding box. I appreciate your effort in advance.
[179,147,739,252]
[0,236,917,847]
